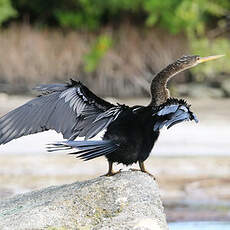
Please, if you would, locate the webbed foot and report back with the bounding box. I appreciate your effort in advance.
[130,168,140,172]
[130,168,155,179]
[103,161,121,176]
[103,169,121,177]
[138,161,156,180]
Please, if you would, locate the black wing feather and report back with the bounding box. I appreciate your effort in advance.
[153,99,198,131]
[47,140,119,161]
[0,79,123,145]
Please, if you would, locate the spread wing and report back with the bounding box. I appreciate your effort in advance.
[0,79,123,145]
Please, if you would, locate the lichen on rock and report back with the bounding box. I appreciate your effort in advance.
[0,171,168,230]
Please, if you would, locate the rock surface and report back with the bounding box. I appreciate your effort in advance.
[0,171,168,230]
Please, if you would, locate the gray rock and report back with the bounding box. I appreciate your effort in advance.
[0,171,168,230]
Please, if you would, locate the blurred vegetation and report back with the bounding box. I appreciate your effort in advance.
[5,0,228,32]
[0,0,230,94]
[0,0,17,25]
[84,35,113,72]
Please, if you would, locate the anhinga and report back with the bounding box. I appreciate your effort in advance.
[0,55,223,176]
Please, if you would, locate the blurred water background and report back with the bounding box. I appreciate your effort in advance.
[0,0,230,223]
[169,221,230,230]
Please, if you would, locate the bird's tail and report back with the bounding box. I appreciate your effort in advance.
[47,140,119,161]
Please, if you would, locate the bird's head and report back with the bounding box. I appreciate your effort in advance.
[172,54,224,73]
[150,54,224,106]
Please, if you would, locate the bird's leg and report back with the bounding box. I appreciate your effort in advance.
[139,161,155,179]
[130,161,154,178]
[103,161,121,176]
[130,161,144,172]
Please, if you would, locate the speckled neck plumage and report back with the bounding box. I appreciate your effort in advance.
[149,61,185,106]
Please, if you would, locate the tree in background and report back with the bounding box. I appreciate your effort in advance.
[0,0,229,79]
[0,0,17,25]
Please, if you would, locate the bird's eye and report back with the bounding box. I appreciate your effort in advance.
[196,56,200,61]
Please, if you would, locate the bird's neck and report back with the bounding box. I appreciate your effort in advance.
[149,62,183,106]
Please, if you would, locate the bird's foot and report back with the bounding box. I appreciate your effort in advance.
[130,168,156,180]
[143,171,156,180]
[130,168,140,172]
[103,169,122,177]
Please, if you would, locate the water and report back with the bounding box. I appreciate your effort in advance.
[169,221,230,230]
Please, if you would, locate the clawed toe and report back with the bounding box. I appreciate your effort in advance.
[130,168,155,179]
[103,170,121,177]
[103,167,122,177]
[130,168,140,172]
[143,171,156,180]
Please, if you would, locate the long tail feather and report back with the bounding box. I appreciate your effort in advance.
[47,140,119,160]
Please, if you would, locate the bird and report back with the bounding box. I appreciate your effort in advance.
[0,54,223,176]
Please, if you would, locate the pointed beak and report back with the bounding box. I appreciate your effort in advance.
[197,54,225,64]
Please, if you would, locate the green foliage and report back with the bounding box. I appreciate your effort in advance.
[0,0,17,25]
[9,0,230,33]
[6,0,230,76]
[54,0,143,30]
[84,35,112,72]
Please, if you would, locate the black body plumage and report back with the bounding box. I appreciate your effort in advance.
[103,106,160,165]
